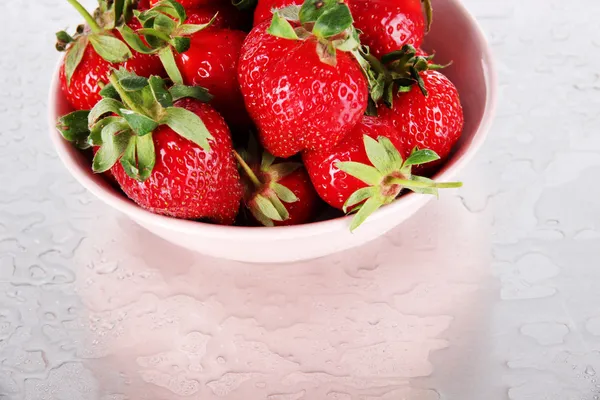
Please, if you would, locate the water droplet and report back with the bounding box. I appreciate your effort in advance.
[217,356,226,364]
[586,365,597,376]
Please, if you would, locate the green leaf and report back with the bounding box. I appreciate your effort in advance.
[149,76,173,108]
[93,128,132,173]
[403,149,440,167]
[64,37,88,86]
[249,204,274,227]
[158,47,183,85]
[276,5,301,20]
[153,13,177,33]
[268,192,290,220]
[56,30,74,45]
[136,133,156,181]
[112,0,125,26]
[120,135,140,179]
[89,34,132,63]
[99,83,120,100]
[342,186,375,213]
[169,84,212,102]
[151,0,187,23]
[261,151,276,171]
[117,25,156,54]
[335,161,382,186]
[89,98,125,126]
[349,196,384,232]
[272,183,298,203]
[119,74,148,91]
[177,22,212,36]
[120,109,159,136]
[379,136,404,170]
[363,135,391,174]
[316,41,337,66]
[267,12,299,40]
[299,0,338,23]
[255,194,284,221]
[90,116,122,146]
[56,110,91,149]
[170,36,191,53]
[313,4,353,39]
[268,162,301,180]
[162,107,213,151]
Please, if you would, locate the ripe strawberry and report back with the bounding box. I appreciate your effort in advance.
[378,46,464,172]
[238,2,369,158]
[349,0,431,58]
[252,0,430,59]
[57,0,164,110]
[234,147,320,226]
[59,70,243,224]
[175,29,252,132]
[303,116,461,230]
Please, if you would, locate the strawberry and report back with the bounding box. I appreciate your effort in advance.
[252,0,430,59]
[175,29,252,132]
[349,0,432,58]
[58,70,243,224]
[238,1,369,158]
[234,146,320,226]
[375,46,463,171]
[303,116,461,230]
[57,0,164,111]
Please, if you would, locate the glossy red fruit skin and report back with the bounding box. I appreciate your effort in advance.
[112,99,243,224]
[59,30,164,111]
[349,0,425,58]
[379,70,464,172]
[303,116,405,210]
[175,29,251,132]
[186,4,249,30]
[238,21,368,158]
[136,0,151,10]
[252,0,423,59]
[272,168,320,226]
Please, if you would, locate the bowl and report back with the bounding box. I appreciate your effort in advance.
[48,0,497,264]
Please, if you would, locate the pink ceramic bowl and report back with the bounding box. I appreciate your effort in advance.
[49,0,496,263]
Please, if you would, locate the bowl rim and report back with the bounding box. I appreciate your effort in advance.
[48,0,497,240]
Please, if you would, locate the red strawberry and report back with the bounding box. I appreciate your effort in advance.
[234,148,320,226]
[175,29,252,132]
[252,0,430,59]
[379,69,464,171]
[57,0,164,111]
[136,0,151,10]
[238,4,368,158]
[304,115,461,230]
[81,71,242,224]
[349,0,431,58]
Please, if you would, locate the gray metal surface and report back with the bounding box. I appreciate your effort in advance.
[1,0,599,398]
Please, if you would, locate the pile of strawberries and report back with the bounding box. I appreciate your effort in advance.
[56,0,464,231]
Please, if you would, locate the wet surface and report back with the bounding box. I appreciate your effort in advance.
[2,0,600,398]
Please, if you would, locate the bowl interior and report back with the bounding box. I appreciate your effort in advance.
[50,0,494,237]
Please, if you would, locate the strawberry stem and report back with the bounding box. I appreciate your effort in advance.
[389,177,463,189]
[67,0,102,33]
[233,150,262,189]
[108,73,147,116]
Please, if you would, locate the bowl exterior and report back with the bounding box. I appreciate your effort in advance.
[48,0,496,264]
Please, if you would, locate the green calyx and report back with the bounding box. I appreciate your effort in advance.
[58,0,134,86]
[335,135,462,232]
[362,44,450,114]
[267,1,358,66]
[234,147,300,227]
[57,68,214,182]
[119,0,216,84]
